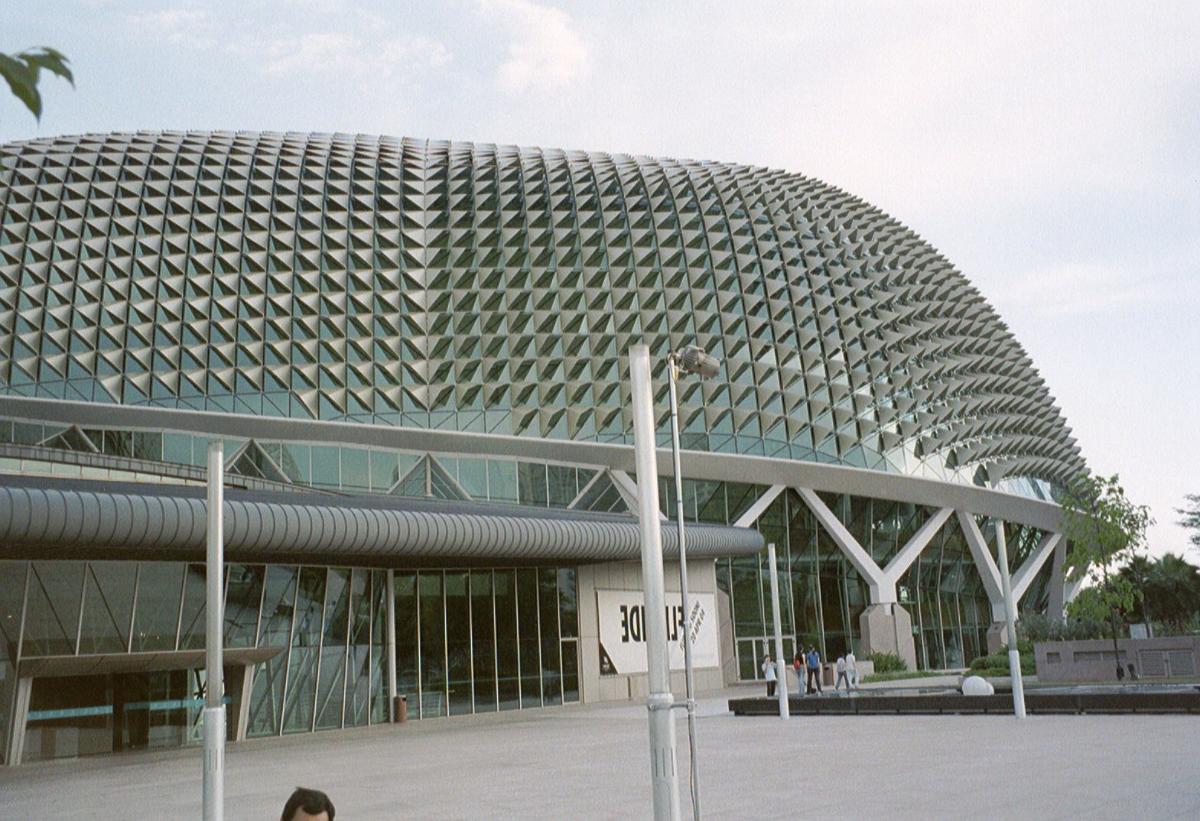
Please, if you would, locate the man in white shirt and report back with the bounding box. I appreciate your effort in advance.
[845,650,858,688]
[761,653,777,697]
[834,655,849,690]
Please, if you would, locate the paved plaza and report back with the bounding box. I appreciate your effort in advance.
[2,685,1197,820]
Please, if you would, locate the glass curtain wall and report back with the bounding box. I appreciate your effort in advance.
[0,559,581,762]
[709,483,996,674]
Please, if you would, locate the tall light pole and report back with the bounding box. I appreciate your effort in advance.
[629,344,681,821]
[666,343,720,821]
[203,441,225,821]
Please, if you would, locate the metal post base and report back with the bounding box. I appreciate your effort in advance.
[203,706,226,821]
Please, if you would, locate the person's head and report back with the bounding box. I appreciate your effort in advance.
[281,787,335,821]
[764,653,771,661]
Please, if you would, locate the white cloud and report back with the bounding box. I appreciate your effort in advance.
[259,32,450,79]
[477,0,591,94]
[128,6,216,48]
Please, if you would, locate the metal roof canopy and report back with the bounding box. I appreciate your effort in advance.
[0,476,765,567]
[18,646,285,678]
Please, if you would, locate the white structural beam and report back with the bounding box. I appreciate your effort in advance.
[879,507,955,590]
[956,509,1004,614]
[797,489,954,604]
[1010,532,1062,606]
[796,488,887,600]
[609,469,667,520]
[1047,535,1069,617]
[732,484,786,529]
[1064,575,1086,605]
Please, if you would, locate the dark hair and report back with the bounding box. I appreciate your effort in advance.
[281,787,335,821]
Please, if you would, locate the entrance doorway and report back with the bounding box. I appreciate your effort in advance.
[22,668,227,763]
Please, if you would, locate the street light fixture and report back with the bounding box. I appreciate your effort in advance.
[666,343,721,821]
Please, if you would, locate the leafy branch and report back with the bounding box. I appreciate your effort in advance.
[1,47,74,121]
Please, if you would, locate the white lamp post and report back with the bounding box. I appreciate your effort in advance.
[666,344,721,821]
[203,441,225,821]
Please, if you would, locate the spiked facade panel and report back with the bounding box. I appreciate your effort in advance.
[0,131,1082,490]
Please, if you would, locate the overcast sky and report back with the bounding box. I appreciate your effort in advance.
[3,0,1198,556]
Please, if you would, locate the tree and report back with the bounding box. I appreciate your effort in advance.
[1118,554,1157,624]
[1061,473,1153,679]
[1179,494,1200,552]
[1,47,73,122]
[1144,553,1200,632]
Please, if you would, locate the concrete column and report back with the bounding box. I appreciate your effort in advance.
[859,603,917,671]
[1047,536,1068,619]
[5,676,32,766]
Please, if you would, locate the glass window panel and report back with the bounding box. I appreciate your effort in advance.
[280,444,311,484]
[368,570,388,725]
[344,569,372,728]
[224,565,264,649]
[369,450,399,492]
[445,571,472,716]
[0,561,27,764]
[310,445,339,488]
[418,572,447,718]
[518,462,548,507]
[394,573,419,713]
[178,564,208,650]
[132,563,184,652]
[282,567,326,733]
[315,568,351,730]
[560,640,579,703]
[557,567,577,638]
[78,562,136,654]
[470,570,497,714]
[538,568,562,706]
[23,561,85,657]
[493,569,520,710]
[339,448,369,492]
[487,459,518,503]
[516,569,541,708]
[247,565,297,737]
[162,433,191,465]
[457,457,488,499]
[547,465,576,508]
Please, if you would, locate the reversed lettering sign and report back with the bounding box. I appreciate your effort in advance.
[597,589,719,676]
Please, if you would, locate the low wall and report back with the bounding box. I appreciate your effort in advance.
[1035,636,1200,682]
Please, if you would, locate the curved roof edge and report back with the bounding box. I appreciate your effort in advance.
[0,477,764,566]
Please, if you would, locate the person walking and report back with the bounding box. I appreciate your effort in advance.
[834,655,850,691]
[762,653,777,697]
[845,649,858,688]
[805,645,823,695]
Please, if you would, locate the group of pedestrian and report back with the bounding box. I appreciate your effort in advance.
[760,647,859,697]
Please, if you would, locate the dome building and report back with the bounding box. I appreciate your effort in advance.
[0,131,1080,765]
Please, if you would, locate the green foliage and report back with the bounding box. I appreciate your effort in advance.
[867,651,907,673]
[1126,552,1200,631]
[1179,495,1200,551]
[1,46,73,121]
[1017,611,1108,642]
[968,651,1035,676]
[861,670,949,684]
[1061,473,1153,633]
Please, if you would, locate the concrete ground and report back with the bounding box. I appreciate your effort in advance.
[2,684,1197,820]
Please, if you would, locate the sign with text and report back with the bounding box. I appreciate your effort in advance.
[596,589,719,676]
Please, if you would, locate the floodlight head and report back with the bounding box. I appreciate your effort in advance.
[676,345,721,379]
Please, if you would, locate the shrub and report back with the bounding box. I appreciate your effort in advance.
[868,651,907,673]
[1017,612,1108,642]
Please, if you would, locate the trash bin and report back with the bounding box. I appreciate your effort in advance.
[392,694,407,723]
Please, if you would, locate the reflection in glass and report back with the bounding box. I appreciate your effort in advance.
[247,565,297,737]
[470,570,496,713]
[445,571,472,716]
[418,572,446,718]
[283,567,326,733]
[314,568,350,730]
[539,568,562,705]
[177,564,208,650]
[78,562,136,654]
[344,568,372,727]
[132,563,184,652]
[493,569,520,710]
[394,573,419,711]
[224,564,264,649]
[23,561,85,657]
[516,569,541,708]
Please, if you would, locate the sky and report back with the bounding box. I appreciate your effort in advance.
[3,0,1198,557]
